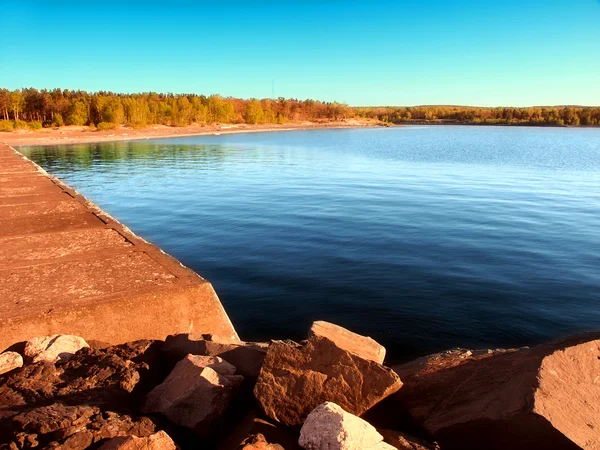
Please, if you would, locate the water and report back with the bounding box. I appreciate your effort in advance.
[19,126,600,363]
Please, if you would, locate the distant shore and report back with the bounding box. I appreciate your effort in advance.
[0,119,382,147]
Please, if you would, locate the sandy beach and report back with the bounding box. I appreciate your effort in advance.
[0,119,381,147]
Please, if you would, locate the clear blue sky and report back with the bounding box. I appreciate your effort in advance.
[1,0,599,106]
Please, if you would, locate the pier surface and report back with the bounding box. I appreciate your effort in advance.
[0,142,238,351]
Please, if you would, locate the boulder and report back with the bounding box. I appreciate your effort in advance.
[99,430,177,450]
[162,333,268,377]
[393,335,600,450]
[142,354,243,436]
[0,403,156,449]
[298,402,395,450]
[254,336,402,426]
[238,433,285,450]
[0,352,23,376]
[309,321,386,364]
[24,334,89,363]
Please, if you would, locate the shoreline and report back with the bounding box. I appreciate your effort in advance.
[0,120,382,147]
[2,120,596,148]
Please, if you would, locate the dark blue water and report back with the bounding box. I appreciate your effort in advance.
[20,126,600,362]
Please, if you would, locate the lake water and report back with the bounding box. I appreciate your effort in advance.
[19,126,600,363]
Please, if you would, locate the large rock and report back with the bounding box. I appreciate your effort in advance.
[142,354,243,436]
[24,334,89,363]
[254,336,402,426]
[0,403,156,449]
[99,431,177,450]
[393,335,600,450]
[0,352,23,376]
[298,402,395,450]
[163,333,268,377]
[309,321,386,364]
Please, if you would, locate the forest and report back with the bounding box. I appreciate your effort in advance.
[1,88,599,131]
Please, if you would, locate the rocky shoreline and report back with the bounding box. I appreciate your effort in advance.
[0,322,598,450]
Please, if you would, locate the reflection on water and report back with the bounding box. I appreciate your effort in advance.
[20,126,600,362]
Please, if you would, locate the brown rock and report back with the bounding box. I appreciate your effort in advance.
[162,333,268,377]
[378,429,439,450]
[309,321,386,364]
[239,433,285,450]
[142,354,243,437]
[393,335,600,450]
[0,340,161,411]
[254,335,402,426]
[0,403,155,449]
[99,430,177,450]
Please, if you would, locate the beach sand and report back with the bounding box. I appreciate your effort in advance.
[0,119,381,147]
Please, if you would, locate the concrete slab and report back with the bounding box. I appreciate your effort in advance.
[0,252,178,314]
[0,211,102,237]
[0,228,132,267]
[0,142,238,350]
[0,198,88,219]
[0,191,72,206]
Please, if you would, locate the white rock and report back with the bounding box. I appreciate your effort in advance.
[98,431,177,450]
[24,334,89,363]
[0,351,23,375]
[299,402,391,450]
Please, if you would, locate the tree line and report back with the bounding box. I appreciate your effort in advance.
[0,88,598,130]
[356,105,600,126]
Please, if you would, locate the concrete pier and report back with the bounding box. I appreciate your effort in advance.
[0,142,238,351]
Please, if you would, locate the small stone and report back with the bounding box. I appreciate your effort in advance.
[142,354,243,436]
[24,335,89,363]
[98,431,177,450]
[378,429,440,450]
[254,336,402,426]
[0,352,23,376]
[298,402,394,450]
[309,321,386,364]
[239,433,285,450]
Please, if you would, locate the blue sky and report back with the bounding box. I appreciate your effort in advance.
[1,0,599,106]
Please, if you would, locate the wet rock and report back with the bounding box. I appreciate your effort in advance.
[0,340,161,411]
[393,335,600,450]
[238,433,285,450]
[309,321,386,364]
[298,402,394,450]
[163,333,268,377]
[99,430,177,450]
[0,403,155,449]
[142,354,243,437]
[24,334,89,363]
[378,429,440,450]
[254,336,402,426]
[0,352,23,376]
